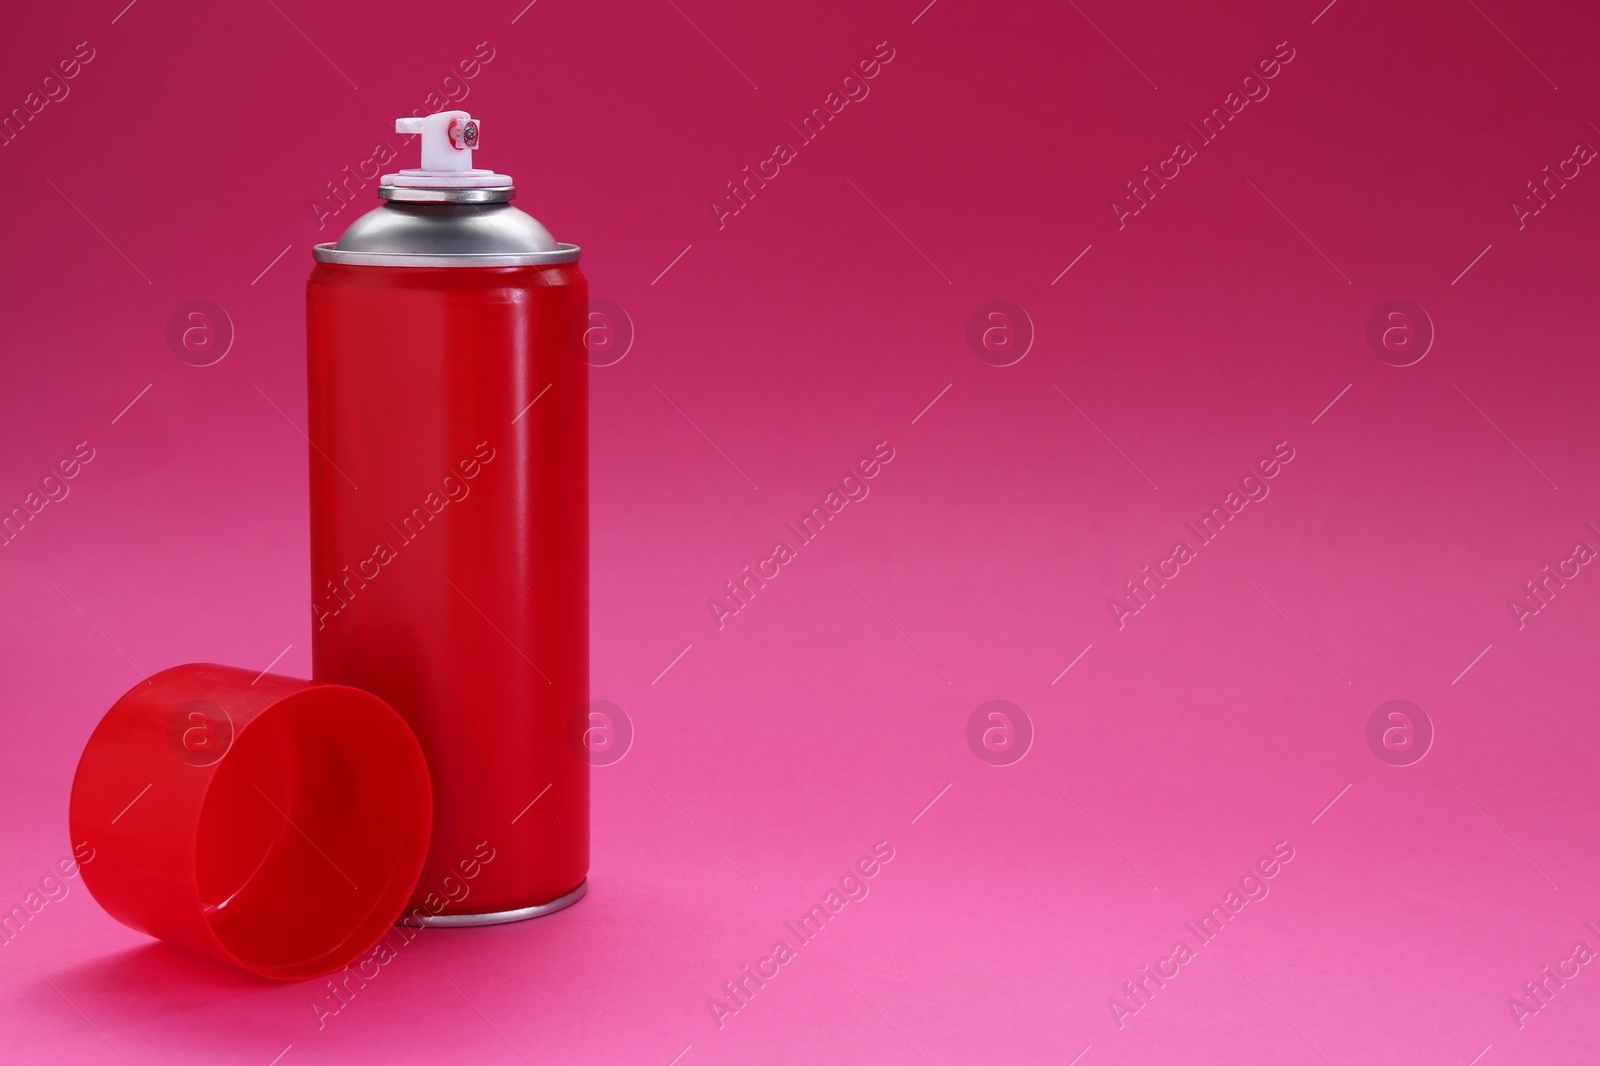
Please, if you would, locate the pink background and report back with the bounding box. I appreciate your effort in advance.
[4,0,1600,1062]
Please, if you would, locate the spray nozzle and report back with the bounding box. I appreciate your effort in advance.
[382,110,511,191]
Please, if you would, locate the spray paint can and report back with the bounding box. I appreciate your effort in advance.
[307,110,587,925]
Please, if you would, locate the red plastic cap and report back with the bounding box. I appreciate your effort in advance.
[69,663,432,981]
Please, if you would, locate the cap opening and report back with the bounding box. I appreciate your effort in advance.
[193,687,430,981]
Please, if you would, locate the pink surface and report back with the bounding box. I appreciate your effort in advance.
[3,0,1600,1063]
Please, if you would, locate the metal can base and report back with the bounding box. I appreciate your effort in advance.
[399,879,587,928]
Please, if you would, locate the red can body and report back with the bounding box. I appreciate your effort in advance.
[306,262,587,919]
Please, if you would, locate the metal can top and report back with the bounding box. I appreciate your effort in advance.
[314,201,581,267]
[314,110,580,267]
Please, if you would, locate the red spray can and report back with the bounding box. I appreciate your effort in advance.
[306,110,587,924]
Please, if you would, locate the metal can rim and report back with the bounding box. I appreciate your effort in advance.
[312,242,582,267]
[378,185,516,204]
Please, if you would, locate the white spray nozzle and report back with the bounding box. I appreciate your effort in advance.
[382,110,510,190]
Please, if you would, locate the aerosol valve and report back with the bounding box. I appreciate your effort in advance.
[382,110,511,189]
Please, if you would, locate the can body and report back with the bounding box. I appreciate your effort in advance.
[306,261,588,920]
